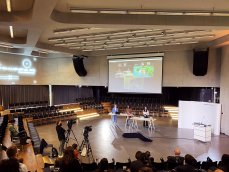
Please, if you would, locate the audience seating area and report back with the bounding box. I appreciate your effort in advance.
[103,96,167,117]
[9,104,77,126]
[9,101,49,109]
[76,97,105,114]
[27,121,41,154]
[42,151,228,172]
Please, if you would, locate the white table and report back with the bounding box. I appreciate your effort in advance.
[108,113,134,126]
[132,116,156,131]
[193,123,211,142]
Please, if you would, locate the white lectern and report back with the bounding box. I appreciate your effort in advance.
[193,123,211,142]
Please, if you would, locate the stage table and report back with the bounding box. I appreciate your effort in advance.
[132,116,156,131]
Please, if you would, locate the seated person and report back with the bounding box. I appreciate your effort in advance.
[5,145,28,172]
[143,107,149,127]
[175,154,198,172]
[55,146,82,172]
[72,143,79,160]
[218,154,229,172]
[167,148,184,166]
[8,120,30,144]
[125,105,133,126]
[96,158,110,172]
[130,151,144,172]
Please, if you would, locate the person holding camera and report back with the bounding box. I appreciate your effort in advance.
[56,121,66,157]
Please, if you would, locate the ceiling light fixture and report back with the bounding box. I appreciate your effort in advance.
[0,43,13,48]
[70,9,98,13]
[99,10,127,14]
[70,8,229,17]
[6,0,11,12]
[9,26,14,38]
[128,11,156,15]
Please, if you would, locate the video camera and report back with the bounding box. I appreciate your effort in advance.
[83,126,92,139]
[67,119,76,130]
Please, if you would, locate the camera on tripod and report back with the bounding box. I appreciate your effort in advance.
[83,126,92,139]
[67,119,76,130]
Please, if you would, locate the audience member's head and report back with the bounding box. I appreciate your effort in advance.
[184,154,197,166]
[218,154,229,172]
[72,143,78,150]
[135,151,143,160]
[6,145,18,159]
[98,158,109,171]
[62,146,75,164]
[174,148,181,156]
[221,154,229,165]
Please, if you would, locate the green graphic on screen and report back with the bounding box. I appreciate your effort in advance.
[133,65,154,78]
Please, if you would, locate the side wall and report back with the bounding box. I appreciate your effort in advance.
[220,45,229,135]
[0,48,220,87]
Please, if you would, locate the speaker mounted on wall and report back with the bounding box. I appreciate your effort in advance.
[72,55,87,77]
[193,49,209,76]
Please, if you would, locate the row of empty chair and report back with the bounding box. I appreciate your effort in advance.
[103,96,166,105]
[9,101,49,109]
[27,122,41,154]
[102,96,166,117]
[31,111,76,126]
[10,105,63,115]
[76,97,105,114]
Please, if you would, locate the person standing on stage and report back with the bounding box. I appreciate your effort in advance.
[111,104,119,124]
[143,106,149,127]
[56,120,66,156]
[125,105,133,126]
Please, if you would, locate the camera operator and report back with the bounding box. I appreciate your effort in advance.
[56,120,66,156]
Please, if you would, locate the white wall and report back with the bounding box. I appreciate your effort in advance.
[0,48,220,87]
[178,101,221,135]
[163,49,220,87]
[220,45,229,135]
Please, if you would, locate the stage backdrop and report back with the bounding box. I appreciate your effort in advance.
[178,101,221,135]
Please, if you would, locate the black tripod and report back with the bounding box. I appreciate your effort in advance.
[65,128,78,148]
[79,137,94,162]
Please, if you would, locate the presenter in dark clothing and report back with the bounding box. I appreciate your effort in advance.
[56,120,66,156]
[143,107,149,127]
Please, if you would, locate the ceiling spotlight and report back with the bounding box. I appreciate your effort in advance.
[9,26,14,38]
[6,0,11,12]
[161,31,166,36]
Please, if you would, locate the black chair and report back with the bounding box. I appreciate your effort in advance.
[201,161,217,170]
[115,162,130,170]
[81,162,98,172]
[152,162,166,171]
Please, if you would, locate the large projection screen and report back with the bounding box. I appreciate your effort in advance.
[108,53,163,93]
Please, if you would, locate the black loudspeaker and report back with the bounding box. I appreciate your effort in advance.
[193,50,208,76]
[72,57,87,77]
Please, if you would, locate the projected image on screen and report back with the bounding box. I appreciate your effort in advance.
[0,57,37,84]
[109,56,162,93]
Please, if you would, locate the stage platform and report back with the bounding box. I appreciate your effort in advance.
[36,115,229,163]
